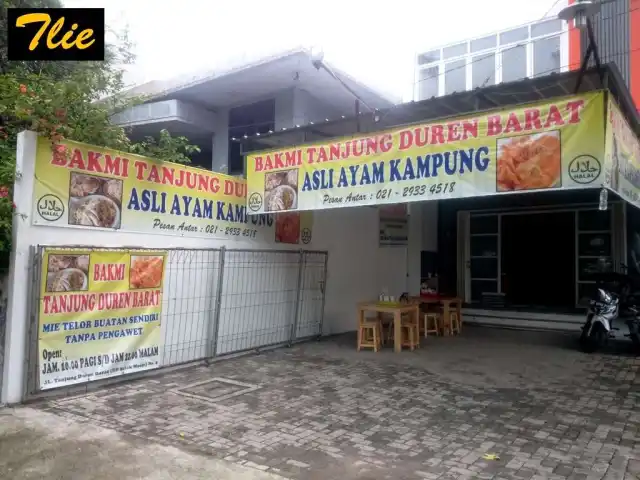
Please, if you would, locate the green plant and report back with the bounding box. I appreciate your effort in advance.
[0,0,200,267]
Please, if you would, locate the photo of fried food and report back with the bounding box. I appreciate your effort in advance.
[129,255,164,289]
[46,254,90,292]
[275,212,301,244]
[496,132,562,192]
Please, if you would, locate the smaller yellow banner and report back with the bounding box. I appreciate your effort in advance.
[31,137,314,245]
[39,248,167,390]
[603,96,640,209]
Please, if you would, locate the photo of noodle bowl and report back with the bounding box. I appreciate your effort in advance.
[46,254,90,292]
[68,172,123,229]
[264,169,298,212]
[129,255,164,289]
[496,131,562,192]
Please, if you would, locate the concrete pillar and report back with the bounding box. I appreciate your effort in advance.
[407,203,423,295]
[1,130,37,404]
[211,108,229,173]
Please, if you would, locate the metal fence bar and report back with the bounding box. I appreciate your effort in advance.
[318,252,329,337]
[289,250,304,346]
[209,246,225,359]
[24,245,42,399]
[22,245,328,399]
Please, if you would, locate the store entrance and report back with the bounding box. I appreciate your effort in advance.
[501,212,575,308]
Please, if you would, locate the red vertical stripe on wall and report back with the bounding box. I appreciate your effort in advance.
[630,0,640,109]
[568,0,582,71]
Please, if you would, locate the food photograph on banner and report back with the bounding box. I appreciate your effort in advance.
[39,248,167,390]
[246,92,605,214]
[32,137,313,245]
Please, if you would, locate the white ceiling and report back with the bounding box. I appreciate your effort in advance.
[139,50,397,113]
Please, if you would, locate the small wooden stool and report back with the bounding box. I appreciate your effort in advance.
[423,313,440,337]
[437,309,448,336]
[450,311,461,335]
[358,319,382,352]
[401,316,420,351]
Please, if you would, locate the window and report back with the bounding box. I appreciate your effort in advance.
[500,26,528,45]
[576,209,613,306]
[531,19,563,38]
[418,66,439,100]
[501,45,527,83]
[417,50,440,65]
[469,214,499,303]
[472,54,495,88]
[443,42,467,60]
[444,60,466,95]
[471,35,497,53]
[533,35,561,77]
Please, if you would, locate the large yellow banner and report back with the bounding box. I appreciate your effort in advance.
[31,137,313,245]
[246,92,606,214]
[603,96,640,209]
[39,248,166,389]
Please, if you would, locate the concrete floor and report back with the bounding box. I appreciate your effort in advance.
[0,407,286,480]
[7,326,640,479]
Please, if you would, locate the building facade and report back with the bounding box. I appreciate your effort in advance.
[568,0,640,110]
[112,48,396,176]
[415,0,640,110]
[414,17,569,101]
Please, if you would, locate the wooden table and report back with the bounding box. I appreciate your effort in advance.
[410,296,462,336]
[358,301,420,352]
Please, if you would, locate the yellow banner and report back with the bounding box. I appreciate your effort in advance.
[32,137,313,245]
[39,248,167,389]
[603,96,640,209]
[246,92,606,214]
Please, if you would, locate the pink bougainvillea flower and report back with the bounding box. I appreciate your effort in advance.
[0,187,9,198]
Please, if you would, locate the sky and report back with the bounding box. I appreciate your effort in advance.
[63,0,564,101]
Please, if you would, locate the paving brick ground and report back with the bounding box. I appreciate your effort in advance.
[41,327,640,479]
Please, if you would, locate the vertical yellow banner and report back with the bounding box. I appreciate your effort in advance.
[39,248,167,390]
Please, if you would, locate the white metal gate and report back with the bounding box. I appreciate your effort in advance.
[23,246,328,400]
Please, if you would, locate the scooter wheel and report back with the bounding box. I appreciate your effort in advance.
[581,324,606,353]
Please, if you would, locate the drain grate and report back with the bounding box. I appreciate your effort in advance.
[170,377,260,403]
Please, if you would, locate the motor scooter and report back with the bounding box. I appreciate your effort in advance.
[580,288,640,353]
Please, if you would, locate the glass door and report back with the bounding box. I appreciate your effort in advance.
[575,209,613,306]
[469,214,500,303]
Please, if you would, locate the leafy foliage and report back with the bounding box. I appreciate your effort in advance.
[0,0,200,267]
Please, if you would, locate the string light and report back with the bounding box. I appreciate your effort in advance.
[229,59,626,144]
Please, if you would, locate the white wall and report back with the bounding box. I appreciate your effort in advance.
[311,205,421,335]
[274,88,343,132]
[274,89,296,130]
[293,89,343,125]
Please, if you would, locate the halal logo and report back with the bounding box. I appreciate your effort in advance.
[36,194,64,221]
[301,228,312,244]
[568,155,601,185]
[248,192,263,212]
